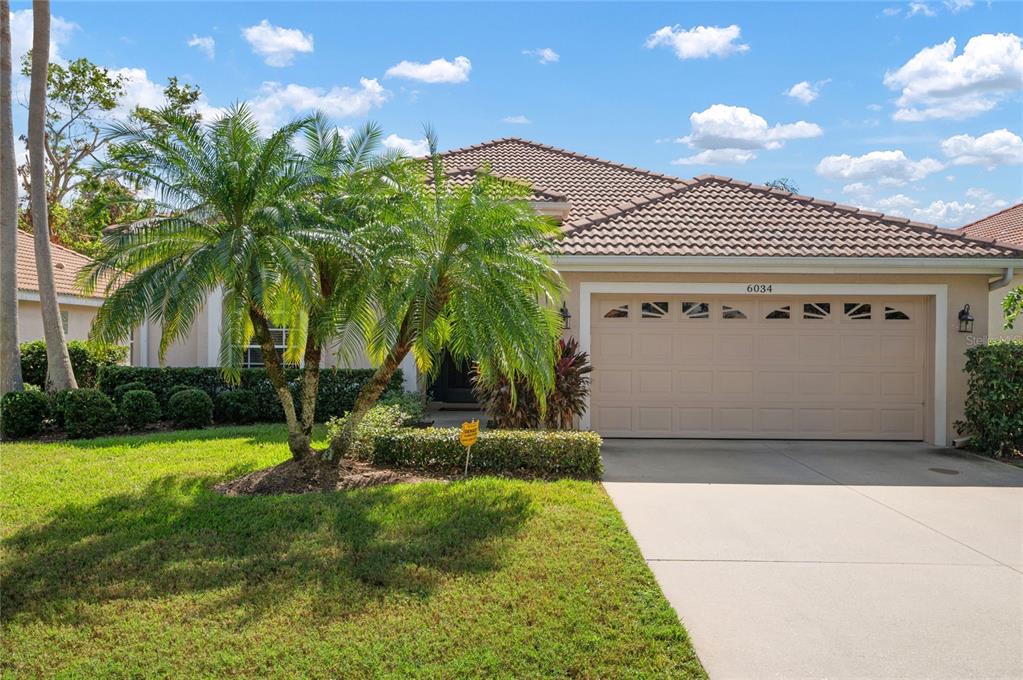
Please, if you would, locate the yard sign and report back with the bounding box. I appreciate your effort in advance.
[460,419,479,476]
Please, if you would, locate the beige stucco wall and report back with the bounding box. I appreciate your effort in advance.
[986,273,1023,340]
[557,270,993,446]
[17,299,100,344]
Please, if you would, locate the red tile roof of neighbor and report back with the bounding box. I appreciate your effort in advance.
[15,229,110,298]
[440,137,1022,259]
[955,203,1023,247]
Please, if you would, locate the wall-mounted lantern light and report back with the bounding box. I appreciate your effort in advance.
[957,304,974,334]
[560,301,572,330]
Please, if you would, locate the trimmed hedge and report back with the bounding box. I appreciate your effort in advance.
[20,340,127,389]
[214,389,258,424]
[113,381,148,403]
[96,366,404,423]
[120,390,161,430]
[62,389,118,439]
[372,428,604,479]
[167,389,213,429]
[956,340,1023,458]
[1,390,50,439]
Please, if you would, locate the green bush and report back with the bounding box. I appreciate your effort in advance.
[168,388,213,429]
[50,388,75,428]
[214,389,258,424]
[956,340,1023,458]
[373,428,603,479]
[62,389,118,439]
[119,390,161,430]
[1,390,50,439]
[97,366,404,423]
[19,340,127,389]
[379,391,426,424]
[113,381,148,402]
[326,404,412,459]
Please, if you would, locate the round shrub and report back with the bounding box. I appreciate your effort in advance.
[120,390,161,430]
[50,388,76,428]
[214,389,258,424]
[62,389,118,439]
[168,388,213,429]
[1,389,50,439]
[113,381,148,402]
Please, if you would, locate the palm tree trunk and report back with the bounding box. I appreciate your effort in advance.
[248,307,306,459]
[327,342,409,461]
[299,332,321,448]
[28,1,76,392]
[0,0,24,394]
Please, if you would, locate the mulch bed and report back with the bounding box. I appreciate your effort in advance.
[214,455,442,496]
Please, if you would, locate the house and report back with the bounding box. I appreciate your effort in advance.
[138,138,1023,446]
[954,203,1023,340]
[14,230,113,346]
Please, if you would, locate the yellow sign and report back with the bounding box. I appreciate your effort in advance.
[459,419,480,448]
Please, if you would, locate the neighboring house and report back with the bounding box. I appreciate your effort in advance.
[14,229,113,347]
[955,203,1023,340]
[137,138,1023,446]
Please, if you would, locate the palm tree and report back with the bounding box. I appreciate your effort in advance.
[28,0,77,391]
[328,128,565,459]
[0,0,24,393]
[81,105,319,457]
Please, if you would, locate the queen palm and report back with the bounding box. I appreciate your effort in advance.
[81,104,321,457]
[328,128,565,459]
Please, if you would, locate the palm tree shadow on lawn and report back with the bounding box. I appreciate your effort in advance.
[2,474,533,628]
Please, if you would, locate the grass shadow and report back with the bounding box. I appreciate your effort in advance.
[2,474,532,627]
[52,423,325,451]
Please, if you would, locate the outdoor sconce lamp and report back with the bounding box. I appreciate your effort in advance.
[560,301,572,330]
[958,304,974,333]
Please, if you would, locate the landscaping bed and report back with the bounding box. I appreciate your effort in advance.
[1,424,705,678]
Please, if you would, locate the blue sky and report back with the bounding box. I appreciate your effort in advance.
[8,1,1023,226]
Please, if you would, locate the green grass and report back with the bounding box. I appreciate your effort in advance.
[1,425,704,679]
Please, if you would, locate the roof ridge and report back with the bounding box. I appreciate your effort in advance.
[561,180,699,235]
[954,201,1023,233]
[17,228,96,264]
[441,136,682,186]
[438,164,569,202]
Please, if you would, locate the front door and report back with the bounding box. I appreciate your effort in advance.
[432,353,477,404]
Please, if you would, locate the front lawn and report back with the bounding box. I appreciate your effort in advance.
[1,425,704,678]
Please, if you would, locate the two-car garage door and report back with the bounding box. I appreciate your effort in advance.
[590,294,928,440]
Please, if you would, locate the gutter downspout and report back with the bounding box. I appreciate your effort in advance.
[989,266,1014,291]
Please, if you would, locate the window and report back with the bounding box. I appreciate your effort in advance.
[682,301,710,319]
[765,305,791,320]
[60,310,69,335]
[884,306,910,320]
[243,328,288,368]
[844,303,871,320]
[604,304,629,319]
[641,301,669,319]
[803,302,831,320]
[722,305,747,320]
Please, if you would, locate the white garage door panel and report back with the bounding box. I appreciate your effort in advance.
[591,295,926,440]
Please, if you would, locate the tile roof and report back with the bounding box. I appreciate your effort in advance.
[440,138,677,223]
[439,166,568,203]
[439,138,1022,259]
[15,230,109,298]
[955,203,1023,247]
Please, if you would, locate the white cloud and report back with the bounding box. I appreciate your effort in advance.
[645,24,749,59]
[9,8,77,64]
[907,2,936,17]
[241,20,313,67]
[187,35,215,59]
[875,194,919,213]
[940,129,1023,168]
[382,134,429,157]
[523,48,559,64]
[678,104,822,152]
[671,149,757,166]
[882,7,903,16]
[384,56,471,84]
[112,67,166,113]
[816,149,944,184]
[944,0,974,12]
[866,103,883,111]
[883,33,1023,121]
[248,79,388,130]
[501,115,531,124]
[785,79,830,104]
[842,182,873,196]
[912,200,975,224]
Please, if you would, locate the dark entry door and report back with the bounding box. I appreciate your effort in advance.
[432,353,477,403]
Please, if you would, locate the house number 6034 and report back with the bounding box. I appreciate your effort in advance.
[746,284,773,293]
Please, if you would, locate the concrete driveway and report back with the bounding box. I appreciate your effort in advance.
[602,440,1023,679]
